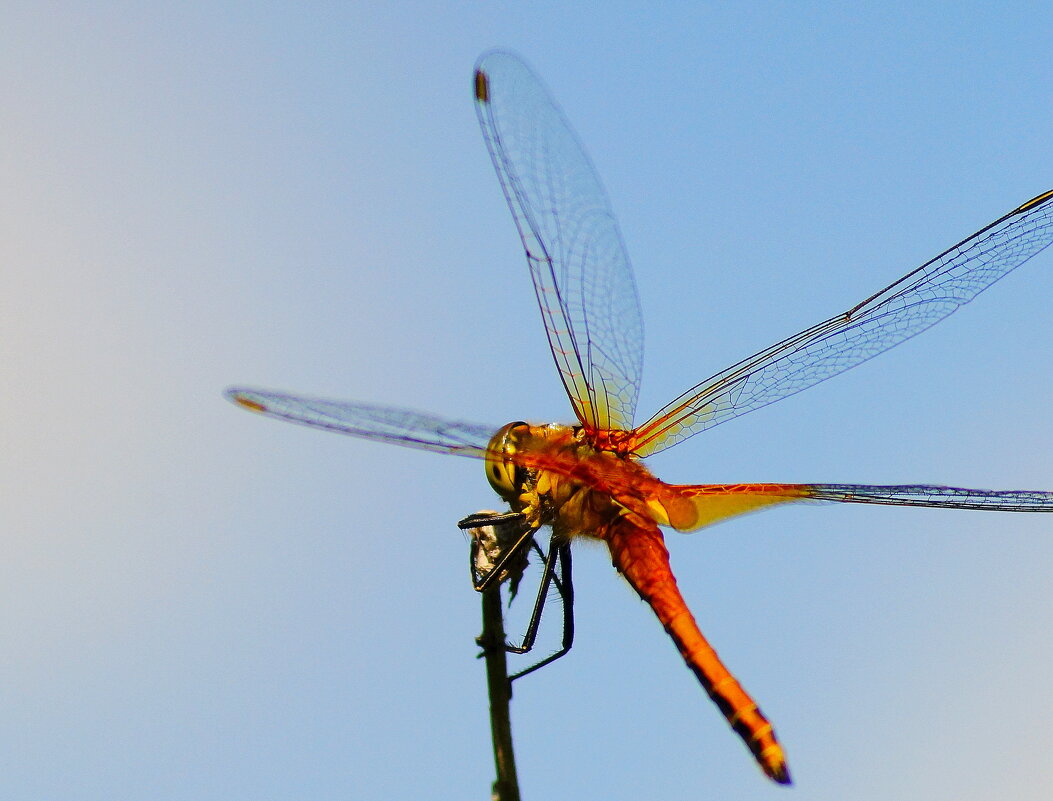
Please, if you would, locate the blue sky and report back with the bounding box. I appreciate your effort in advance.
[2,3,1051,799]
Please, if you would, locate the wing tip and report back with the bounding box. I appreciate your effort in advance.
[474,49,535,104]
[1013,188,1053,215]
[474,67,490,103]
[226,388,268,413]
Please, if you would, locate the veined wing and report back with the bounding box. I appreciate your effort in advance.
[648,481,1053,532]
[226,388,496,457]
[804,483,1053,511]
[629,190,1053,457]
[474,51,644,435]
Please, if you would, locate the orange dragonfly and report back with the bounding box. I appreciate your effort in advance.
[228,51,1053,785]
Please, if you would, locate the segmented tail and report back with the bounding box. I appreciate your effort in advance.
[602,514,791,785]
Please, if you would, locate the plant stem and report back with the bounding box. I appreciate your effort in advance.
[480,583,521,801]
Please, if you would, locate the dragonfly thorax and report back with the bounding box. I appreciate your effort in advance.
[484,420,660,538]
[484,421,590,516]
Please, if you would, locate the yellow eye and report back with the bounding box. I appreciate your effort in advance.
[486,458,516,495]
[484,421,529,499]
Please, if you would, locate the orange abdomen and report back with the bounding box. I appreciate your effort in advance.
[600,513,791,785]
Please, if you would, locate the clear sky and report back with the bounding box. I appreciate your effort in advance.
[2,2,1051,800]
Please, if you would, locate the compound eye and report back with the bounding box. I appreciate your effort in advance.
[484,421,529,499]
[486,458,516,496]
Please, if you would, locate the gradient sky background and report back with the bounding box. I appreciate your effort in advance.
[3,3,1052,800]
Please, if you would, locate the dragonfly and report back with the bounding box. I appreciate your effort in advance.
[227,51,1053,785]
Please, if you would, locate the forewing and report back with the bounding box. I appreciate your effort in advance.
[226,388,496,457]
[474,51,644,434]
[630,190,1053,456]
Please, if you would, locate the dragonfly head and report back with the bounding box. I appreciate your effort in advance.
[485,421,531,500]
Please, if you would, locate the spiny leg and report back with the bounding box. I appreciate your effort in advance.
[509,539,574,681]
[460,515,575,678]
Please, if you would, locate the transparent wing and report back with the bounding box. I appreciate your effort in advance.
[226,388,497,457]
[630,190,1053,457]
[475,51,644,434]
[649,481,1053,532]
[805,483,1053,511]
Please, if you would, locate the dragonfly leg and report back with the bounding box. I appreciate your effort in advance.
[459,515,576,679]
[504,533,560,654]
[509,540,573,681]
